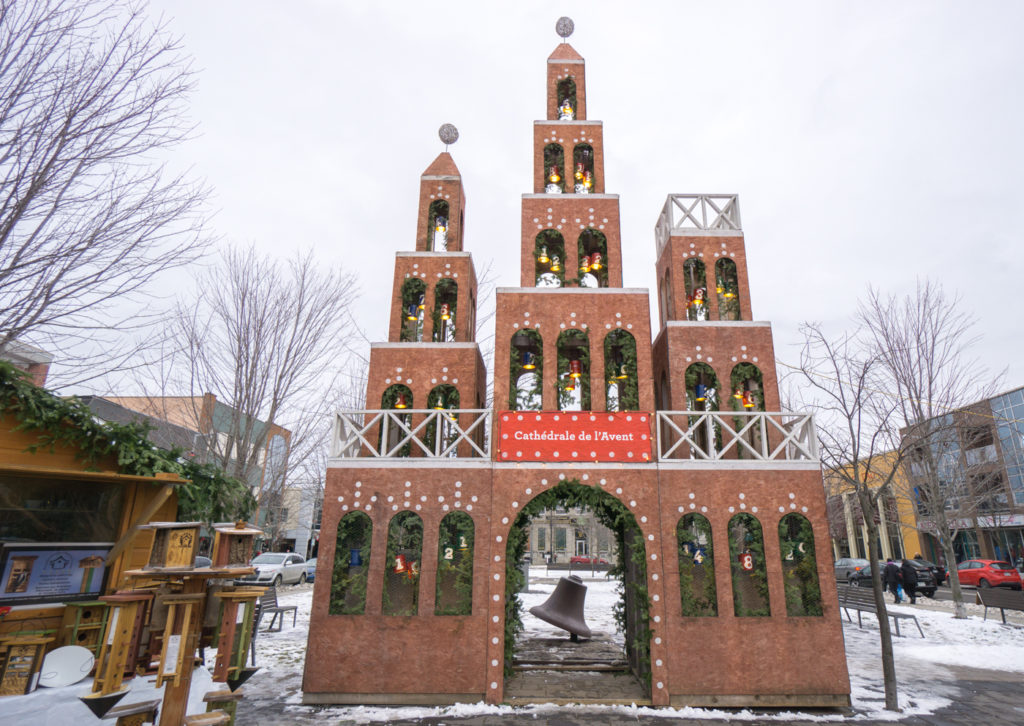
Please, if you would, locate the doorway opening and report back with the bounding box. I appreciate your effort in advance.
[502,479,651,704]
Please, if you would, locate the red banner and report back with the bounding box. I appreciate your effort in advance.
[496,411,653,463]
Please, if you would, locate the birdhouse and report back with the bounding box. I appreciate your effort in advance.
[211,521,264,569]
[0,636,52,696]
[90,591,153,697]
[155,593,206,688]
[141,522,202,570]
[211,589,262,683]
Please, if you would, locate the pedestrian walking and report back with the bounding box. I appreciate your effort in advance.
[883,558,902,604]
[900,559,919,604]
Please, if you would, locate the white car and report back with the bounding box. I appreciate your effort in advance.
[244,552,307,586]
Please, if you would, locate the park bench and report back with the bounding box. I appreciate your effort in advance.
[838,586,924,638]
[256,586,297,632]
[977,587,1024,625]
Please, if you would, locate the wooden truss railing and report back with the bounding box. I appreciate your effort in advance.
[656,410,819,463]
[331,409,491,459]
[331,408,818,464]
[655,194,742,255]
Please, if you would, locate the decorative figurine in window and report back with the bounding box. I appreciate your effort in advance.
[574,163,586,193]
[559,98,575,120]
[550,254,562,272]
[546,166,562,194]
[689,287,708,321]
[583,170,593,193]
[433,215,448,250]
[590,252,603,270]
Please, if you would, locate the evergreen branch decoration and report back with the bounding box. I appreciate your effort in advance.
[0,361,253,525]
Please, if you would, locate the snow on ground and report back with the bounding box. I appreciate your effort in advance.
[5,570,1024,724]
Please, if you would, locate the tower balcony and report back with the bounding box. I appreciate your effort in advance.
[329,408,819,466]
[655,194,742,256]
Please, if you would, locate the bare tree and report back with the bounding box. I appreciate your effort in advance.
[792,321,903,711]
[0,0,209,382]
[176,244,358,545]
[860,280,1002,619]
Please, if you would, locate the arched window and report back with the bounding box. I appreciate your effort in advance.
[436,512,474,615]
[730,362,764,459]
[729,363,764,411]
[543,143,566,193]
[604,330,638,411]
[659,268,675,325]
[779,514,823,616]
[557,329,590,411]
[380,384,412,457]
[685,362,721,456]
[715,258,741,321]
[577,229,607,288]
[534,230,565,288]
[510,330,543,410]
[399,278,426,342]
[556,77,577,120]
[728,513,770,616]
[432,279,457,342]
[427,199,450,251]
[683,258,708,321]
[572,144,595,193]
[677,514,717,616]
[383,511,423,616]
[427,384,459,456]
[328,511,371,615]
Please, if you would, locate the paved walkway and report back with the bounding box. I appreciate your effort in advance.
[236,664,1024,725]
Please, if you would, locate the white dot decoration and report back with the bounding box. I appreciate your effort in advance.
[651,553,657,560]
[655,637,662,645]
[652,594,660,601]
[490,682,498,689]
[652,573,659,581]
[656,659,663,667]
[789,492,796,499]
[701,506,708,513]
[493,594,500,601]
[802,506,808,512]
[728,506,735,513]
[492,615,499,622]
[752,506,758,513]
[653,615,661,623]
[616,487,623,494]
[502,517,509,524]
[678,506,684,513]
[336,496,343,502]
[640,516,647,523]
[630,500,637,508]
[493,573,500,580]
[657,682,664,690]
[779,506,786,513]
[739,493,745,500]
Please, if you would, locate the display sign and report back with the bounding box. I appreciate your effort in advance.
[0,543,111,606]
[496,411,653,462]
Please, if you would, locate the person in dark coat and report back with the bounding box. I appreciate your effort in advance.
[883,558,902,603]
[900,559,919,604]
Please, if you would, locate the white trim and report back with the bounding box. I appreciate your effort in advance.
[534,120,602,127]
[548,59,584,64]
[523,193,618,200]
[496,287,648,296]
[370,342,482,350]
[396,251,472,258]
[421,175,460,181]
[665,320,772,329]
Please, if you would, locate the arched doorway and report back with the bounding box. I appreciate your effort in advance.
[501,480,651,701]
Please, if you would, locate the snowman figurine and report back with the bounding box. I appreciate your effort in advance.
[559,98,575,120]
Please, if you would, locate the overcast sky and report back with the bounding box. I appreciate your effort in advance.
[144,0,1024,396]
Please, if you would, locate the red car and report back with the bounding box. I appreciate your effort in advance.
[955,560,1023,590]
[570,556,609,565]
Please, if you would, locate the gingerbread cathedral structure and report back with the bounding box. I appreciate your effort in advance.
[303,20,851,708]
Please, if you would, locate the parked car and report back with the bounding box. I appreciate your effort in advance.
[305,557,317,583]
[570,555,609,565]
[834,557,870,583]
[193,555,212,568]
[955,560,1023,590]
[848,560,937,598]
[913,558,946,586]
[240,552,307,586]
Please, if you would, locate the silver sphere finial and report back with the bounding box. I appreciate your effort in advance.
[556,17,574,40]
[438,123,459,148]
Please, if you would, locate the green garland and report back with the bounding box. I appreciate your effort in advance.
[329,511,372,615]
[677,514,717,616]
[728,513,771,617]
[603,330,639,411]
[382,511,424,616]
[426,200,449,251]
[779,514,823,616]
[0,361,253,525]
[400,278,426,342]
[715,259,741,321]
[435,512,474,615]
[502,480,651,684]
[556,330,590,410]
[509,330,543,410]
[432,278,458,343]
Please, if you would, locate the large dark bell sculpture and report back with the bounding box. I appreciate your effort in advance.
[529,574,592,641]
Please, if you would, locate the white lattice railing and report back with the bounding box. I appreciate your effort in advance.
[655,194,742,254]
[655,411,818,463]
[331,409,491,459]
[330,408,818,464]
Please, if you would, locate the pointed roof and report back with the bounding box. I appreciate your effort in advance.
[422,151,461,178]
[548,43,583,61]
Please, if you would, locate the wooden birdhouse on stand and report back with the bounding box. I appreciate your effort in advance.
[141,523,202,571]
[210,522,262,570]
